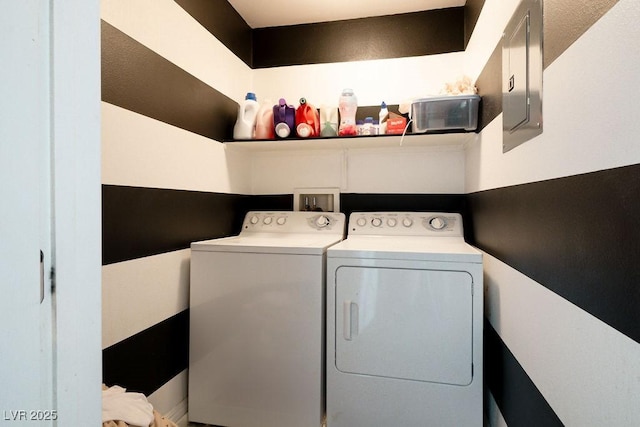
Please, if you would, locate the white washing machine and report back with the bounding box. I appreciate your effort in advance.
[326,212,483,427]
[189,211,345,427]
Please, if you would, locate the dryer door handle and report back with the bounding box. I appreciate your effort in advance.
[343,300,359,341]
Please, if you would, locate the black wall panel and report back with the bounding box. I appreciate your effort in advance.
[464,0,486,47]
[252,8,465,68]
[174,0,253,67]
[475,42,502,132]
[469,164,640,345]
[485,321,563,426]
[103,310,189,396]
[102,185,246,265]
[102,21,238,141]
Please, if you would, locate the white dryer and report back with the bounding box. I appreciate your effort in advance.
[189,211,345,427]
[326,212,483,427]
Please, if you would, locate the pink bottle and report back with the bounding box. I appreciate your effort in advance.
[338,88,358,136]
[254,100,275,140]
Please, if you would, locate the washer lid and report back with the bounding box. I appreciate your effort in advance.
[327,235,482,263]
[191,233,344,255]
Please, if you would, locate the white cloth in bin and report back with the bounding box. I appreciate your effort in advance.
[102,385,154,427]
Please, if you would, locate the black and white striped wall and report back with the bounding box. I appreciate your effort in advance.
[467,0,640,425]
[101,0,252,416]
[101,0,640,424]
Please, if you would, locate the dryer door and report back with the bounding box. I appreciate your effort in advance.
[335,266,473,386]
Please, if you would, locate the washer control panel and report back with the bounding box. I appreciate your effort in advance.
[242,211,346,233]
[348,212,463,236]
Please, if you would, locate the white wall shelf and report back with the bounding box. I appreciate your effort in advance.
[223,132,477,152]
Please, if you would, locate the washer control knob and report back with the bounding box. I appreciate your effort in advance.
[316,215,330,228]
[430,217,446,230]
[263,217,273,225]
[402,218,413,227]
[356,217,367,227]
[250,216,259,225]
[387,218,397,227]
[276,217,286,225]
[371,217,383,227]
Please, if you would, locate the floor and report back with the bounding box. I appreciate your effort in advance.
[183,418,328,427]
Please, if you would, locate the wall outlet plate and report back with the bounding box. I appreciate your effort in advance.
[294,187,340,212]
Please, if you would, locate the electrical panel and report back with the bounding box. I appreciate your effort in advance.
[502,0,543,152]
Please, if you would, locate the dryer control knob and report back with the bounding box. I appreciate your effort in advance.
[276,217,286,225]
[371,218,382,227]
[316,215,330,228]
[356,217,367,227]
[250,216,259,225]
[402,218,413,227]
[263,217,273,225]
[430,217,446,230]
[387,218,398,227]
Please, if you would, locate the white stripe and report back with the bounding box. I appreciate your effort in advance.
[101,102,252,194]
[102,249,191,349]
[484,252,640,425]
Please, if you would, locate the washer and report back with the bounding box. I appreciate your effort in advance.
[326,212,483,427]
[189,211,345,427]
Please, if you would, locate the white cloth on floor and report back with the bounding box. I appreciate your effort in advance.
[102,385,154,427]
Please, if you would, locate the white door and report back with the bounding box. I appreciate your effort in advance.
[1,1,102,425]
[0,0,55,423]
[335,266,474,386]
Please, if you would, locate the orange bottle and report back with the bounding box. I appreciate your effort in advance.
[295,98,320,138]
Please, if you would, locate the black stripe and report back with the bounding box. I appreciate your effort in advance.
[252,8,465,68]
[340,193,467,215]
[469,164,640,345]
[102,310,189,396]
[240,193,293,213]
[102,185,293,265]
[102,185,245,265]
[103,189,468,265]
[174,0,252,67]
[101,20,238,141]
[485,320,563,426]
[475,42,502,132]
[543,0,619,68]
[464,0,486,47]
[174,2,485,69]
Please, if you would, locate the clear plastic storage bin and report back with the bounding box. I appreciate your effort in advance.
[411,94,480,133]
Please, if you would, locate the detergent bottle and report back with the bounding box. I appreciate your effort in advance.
[338,88,357,136]
[273,98,296,139]
[320,105,338,137]
[254,99,275,140]
[295,98,320,138]
[233,92,259,140]
[379,101,389,135]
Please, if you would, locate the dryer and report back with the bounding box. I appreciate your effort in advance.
[189,211,345,427]
[326,212,483,427]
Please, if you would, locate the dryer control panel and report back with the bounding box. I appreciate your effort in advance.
[348,212,463,237]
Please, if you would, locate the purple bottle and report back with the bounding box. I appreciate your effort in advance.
[273,98,296,139]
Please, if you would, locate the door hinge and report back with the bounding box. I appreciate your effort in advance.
[50,266,56,293]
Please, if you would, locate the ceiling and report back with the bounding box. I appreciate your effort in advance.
[228,0,467,28]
